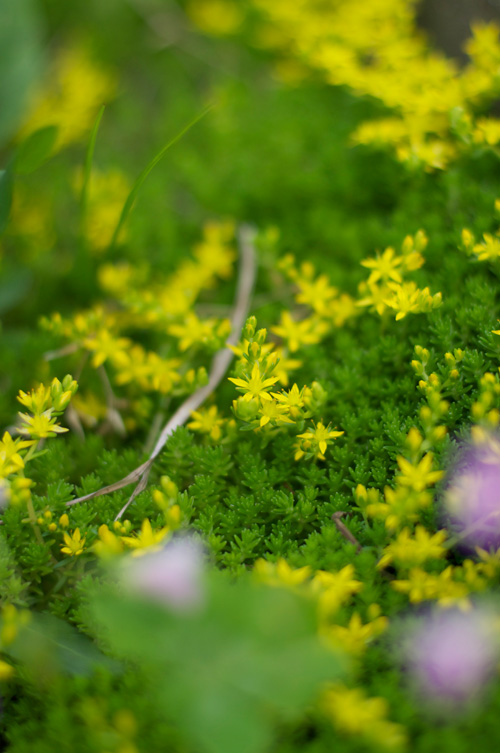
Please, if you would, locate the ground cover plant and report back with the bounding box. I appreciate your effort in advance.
[3,0,500,751]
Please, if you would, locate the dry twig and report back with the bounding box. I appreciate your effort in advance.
[66,224,257,519]
[331,511,362,552]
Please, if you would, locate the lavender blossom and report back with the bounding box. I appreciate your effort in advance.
[403,607,499,711]
[125,537,205,612]
[445,437,500,549]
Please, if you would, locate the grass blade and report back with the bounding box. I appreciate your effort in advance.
[80,104,105,218]
[109,102,214,250]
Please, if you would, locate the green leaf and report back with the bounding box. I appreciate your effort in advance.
[90,572,347,753]
[80,105,105,218]
[2,612,120,682]
[14,125,58,174]
[0,168,13,237]
[0,0,44,145]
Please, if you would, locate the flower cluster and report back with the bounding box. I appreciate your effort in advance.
[321,684,407,750]
[91,477,183,561]
[277,254,358,332]
[357,231,442,321]
[0,376,77,515]
[18,44,116,152]
[229,317,343,460]
[356,347,456,532]
[41,222,235,433]
[0,605,31,682]
[228,1,500,170]
[253,558,387,657]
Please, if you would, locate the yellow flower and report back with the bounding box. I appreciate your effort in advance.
[258,400,294,428]
[324,611,388,655]
[93,524,125,558]
[83,329,132,368]
[384,281,442,321]
[391,567,469,606]
[377,526,448,570]
[253,558,311,588]
[296,421,344,460]
[188,405,225,440]
[19,45,116,151]
[0,432,30,477]
[121,518,169,556]
[271,384,305,419]
[271,311,328,352]
[321,684,407,750]
[169,314,231,352]
[61,528,86,556]
[472,233,500,262]
[356,280,392,316]
[360,247,403,285]
[228,362,279,402]
[295,273,338,315]
[396,453,444,492]
[18,410,68,442]
[313,565,363,617]
[17,383,51,414]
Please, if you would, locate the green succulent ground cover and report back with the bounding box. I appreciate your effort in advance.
[2,2,500,752]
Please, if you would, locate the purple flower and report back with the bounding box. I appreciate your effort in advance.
[445,438,500,549]
[404,607,499,711]
[124,537,205,612]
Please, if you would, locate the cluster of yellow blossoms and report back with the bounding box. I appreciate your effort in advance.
[0,376,77,513]
[355,346,457,532]
[41,221,236,432]
[0,605,31,681]
[462,198,500,265]
[253,557,405,748]
[229,316,344,460]
[56,476,183,561]
[18,45,116,152]
[206,0,500,170]
[357,230,442,320]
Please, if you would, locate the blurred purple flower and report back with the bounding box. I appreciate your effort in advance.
[404,607,499,711]
[125,537,205,612]
[445,437,500,549]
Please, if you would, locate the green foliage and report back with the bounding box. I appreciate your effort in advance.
[90,571,345,753]
[0,0,44,144]
[2,1,500,752]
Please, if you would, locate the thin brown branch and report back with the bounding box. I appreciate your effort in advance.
[332,511,362,552]
[66,224,257,518]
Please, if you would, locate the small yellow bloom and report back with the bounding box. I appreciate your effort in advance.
[396,454,444,492]
[18,410,68,441]
[271,311,328,352]
[360,247,403,285]
[93,524,125,558]
[296,422,344,459]
[61,528,86,556]
[121,518,169,556]
[188,405,225,440]
[321,684,407,749]
[228,362,279,402]
[377,526,447,569]
[253,558,311,588]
